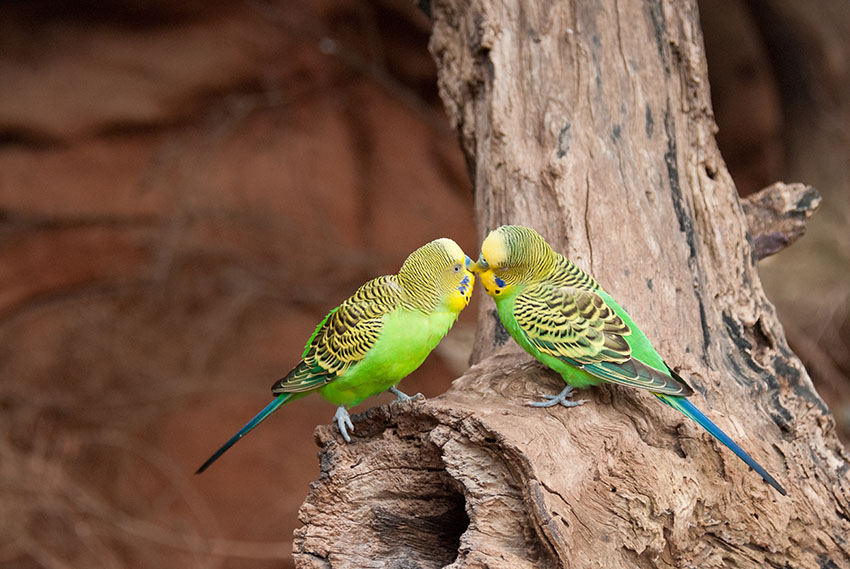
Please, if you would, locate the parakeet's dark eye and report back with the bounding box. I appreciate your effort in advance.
[452,263,462,273]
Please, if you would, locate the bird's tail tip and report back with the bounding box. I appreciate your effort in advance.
[657,394,787,496]
[194,394,291,474]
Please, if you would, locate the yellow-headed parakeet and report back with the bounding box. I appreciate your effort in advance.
[471,224,785,495]
[196,238,474,473]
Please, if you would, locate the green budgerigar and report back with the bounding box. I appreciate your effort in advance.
[471,224,786,495]
[196,238,474,473]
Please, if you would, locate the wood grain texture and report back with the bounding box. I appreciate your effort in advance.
[741,182,821,260]
[293,1,850,567]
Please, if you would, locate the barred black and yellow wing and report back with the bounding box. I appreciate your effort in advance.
[272,276,403,394]
[513,282,692,397]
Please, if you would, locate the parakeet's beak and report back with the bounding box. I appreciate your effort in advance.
[464,255,473,270]
[470,255,489,274]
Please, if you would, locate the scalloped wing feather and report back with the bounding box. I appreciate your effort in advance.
[514,283,692,397]
[272,276,402,394]
[514,283,631,363]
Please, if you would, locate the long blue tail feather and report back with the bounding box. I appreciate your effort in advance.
[195,393,293,474]
[655,394,787,495]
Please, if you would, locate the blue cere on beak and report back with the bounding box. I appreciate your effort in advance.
[464,255,473,269]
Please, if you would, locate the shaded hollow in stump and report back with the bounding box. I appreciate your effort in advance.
[293,0,850,567]
[295,357,595,569]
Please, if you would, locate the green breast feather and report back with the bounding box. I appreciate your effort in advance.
[316,304,458,407]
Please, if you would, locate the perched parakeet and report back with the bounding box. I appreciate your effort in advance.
[196,238,474,474]
[471,225,786,495]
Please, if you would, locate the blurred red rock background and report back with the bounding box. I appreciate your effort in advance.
[0,1,847,568]
[0,2,475,568]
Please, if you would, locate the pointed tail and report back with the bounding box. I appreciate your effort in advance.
[655,394,787,495]
[195,393,293,474]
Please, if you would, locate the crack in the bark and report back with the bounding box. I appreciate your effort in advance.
[613,0,631,79]
[663,99,711,357]
[301,551,331,569]
[585,170,595,271]
[539,479,592,538]
[342,464,448,484]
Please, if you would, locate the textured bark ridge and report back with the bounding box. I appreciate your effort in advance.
[294,1,850,567]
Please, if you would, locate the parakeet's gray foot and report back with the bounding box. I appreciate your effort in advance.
[388,385,423,402]
[529,385,587,408]
[334,405,354,442]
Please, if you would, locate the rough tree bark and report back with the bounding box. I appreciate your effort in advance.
[292,1,850,568]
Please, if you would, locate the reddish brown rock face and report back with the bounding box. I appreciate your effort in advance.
[0,2,474,568]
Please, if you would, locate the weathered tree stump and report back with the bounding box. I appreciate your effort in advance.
[292,1,850,567]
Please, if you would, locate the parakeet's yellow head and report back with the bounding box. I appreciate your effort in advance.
[471,225,556,297]
[397,238,474,313]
